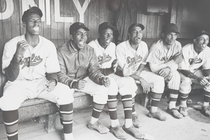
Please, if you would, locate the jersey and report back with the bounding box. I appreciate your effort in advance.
[88,39,116,69]
[2,35,60,80]
[147,39,182,71]
[116,40,148,72]
[179,43,210,72]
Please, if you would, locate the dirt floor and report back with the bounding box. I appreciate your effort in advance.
[0,90,210,140]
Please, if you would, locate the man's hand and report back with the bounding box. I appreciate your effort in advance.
[199,77,210,86]
[158,67,171,80]
[14,40,30,62]
[72,80,87,90]
[100,77,110,87]
[139,78,154,94]
[46,80,57,92]
[111,59,118,73]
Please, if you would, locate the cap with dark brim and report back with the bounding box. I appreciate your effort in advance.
[22,6,43,22]
[194,30,210,39]
[128,23,145,33]
[98,22,118,33]
[164,23,180,34]
[69,22,89,35]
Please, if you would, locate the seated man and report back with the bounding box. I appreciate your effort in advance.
[57,22,111,135]
[178,30,210,117]
[147,23,185,119]
[88,22,145,139]
[116,23,166,122]
[0,7,74,140]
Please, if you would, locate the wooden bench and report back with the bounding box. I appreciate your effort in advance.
[0,91,93,132]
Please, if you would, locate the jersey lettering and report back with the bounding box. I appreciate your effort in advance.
[189,58,202,65]
[20,53,43,69]
[98,54,112,65]
[126,55,142,67]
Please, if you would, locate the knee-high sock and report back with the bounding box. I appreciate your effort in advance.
[3,110,19,140]
[59,103,73,134]
[132,97,136,115]
[90,103,104,124]
[179,92,189,107]
[203,90,210,106]
[107,95,119,127]
[168,89,179,109]
[149,92,162,113]
[122,95,132,127]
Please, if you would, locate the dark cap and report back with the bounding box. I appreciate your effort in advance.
[164,23,179,34]
[194,29,210,39]
[69,22,89,35]
[98,22,118,33]
[128,23,145,33]
[22,6,43,22]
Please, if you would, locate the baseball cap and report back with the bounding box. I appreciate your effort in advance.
[22,6,43,22]
[69,22,89,35]
[194,29,210,39]
[98,22,118,33]
[164,23,180,34]
[128,23,145,33]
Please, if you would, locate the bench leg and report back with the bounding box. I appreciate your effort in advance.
[43,113,57,133]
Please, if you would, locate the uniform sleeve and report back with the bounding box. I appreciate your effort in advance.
[2,40,21,81]
[116,44,127,69]
[57,50,73,86]
[202,56,210,70]
[88,50,104,85]
[178,47,190,70]
[45,42,60,73]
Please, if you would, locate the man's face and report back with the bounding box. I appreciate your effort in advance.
[194,34,209,51]
[163,32,177,45]
[129,26,143,45]
[72,28,88,49]
[99,28,113,47]
[24,13,42,35]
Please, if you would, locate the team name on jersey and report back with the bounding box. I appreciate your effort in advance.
[20,53,43,69]
[98,54,112,65]
[126,55,142,67]
[189,58,202,65]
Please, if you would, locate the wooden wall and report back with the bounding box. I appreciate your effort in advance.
[1,0,209,97]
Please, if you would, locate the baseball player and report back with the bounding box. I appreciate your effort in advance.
[178,30,210,117]
[57,22,113,135]
[116,23,166,122]
[0,7,74,140]
[147,23,184,119]
[88,22,148,140]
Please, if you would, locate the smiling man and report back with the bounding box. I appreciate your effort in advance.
[178,30,210,117]
[116,23,166,125]
[147,23,184,119]
[1,7,75,140]
[57,22,113,135]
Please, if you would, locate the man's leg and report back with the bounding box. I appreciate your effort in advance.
[202,90,210,116]
[1,81,30,140]
[79,77,109,134]
[39,81,75,140]
[139,71,166,121]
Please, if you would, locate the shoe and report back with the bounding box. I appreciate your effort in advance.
[201,105,210,117]
[110,125,127,140]
[87,121,109,134]
[132,114,141,128]
[122,126,154,140]
[167,108,183,119]
[147,111,167,121]
[179,107,188,117]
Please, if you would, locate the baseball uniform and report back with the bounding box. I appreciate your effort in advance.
[179,43,210,93]
[88,39,137,97]
[1,35,74,111]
